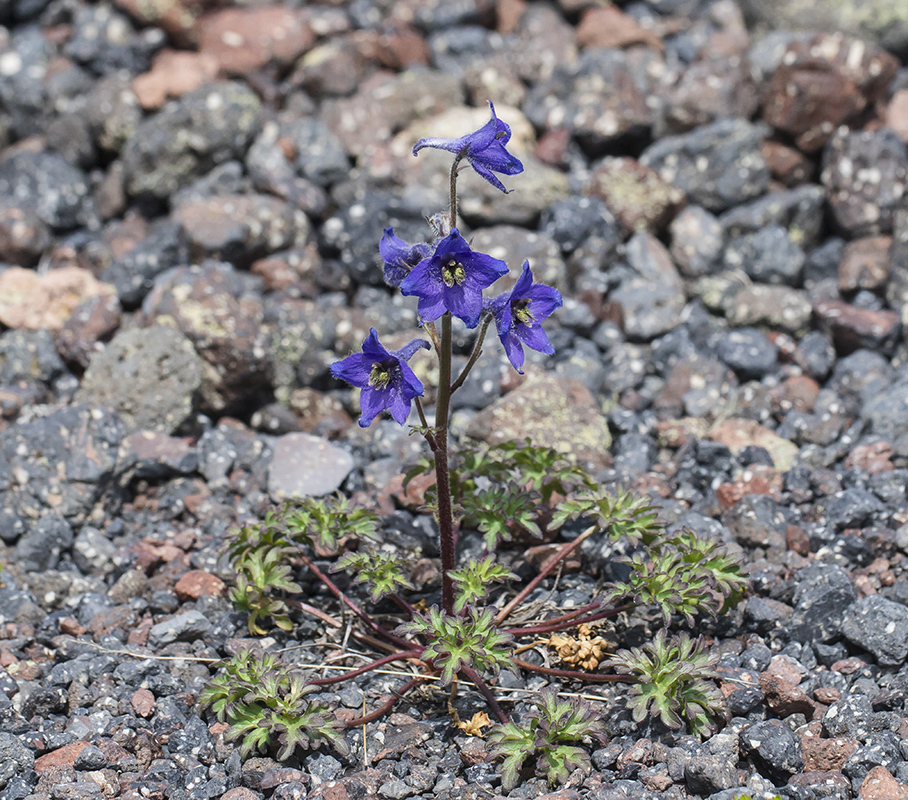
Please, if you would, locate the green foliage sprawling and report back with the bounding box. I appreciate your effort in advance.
[550,489,660,544]
[449,555,517,613]
[605,630,723,739]
[282,494,381,551]
[399,606,514,684]
[199,650,348,760]
[333,549,414,603]
[489,689,608,790]
[606,529,747,625]
[405,439,594,545]
[226,496,380,634]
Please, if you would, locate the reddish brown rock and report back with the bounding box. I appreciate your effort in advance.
[813,299,901,355]
[860,766,908,800]
[35,741,91,770]
[716,473,776,510]
[708,418,798,471]
[845,441,894,475]
[839,236,892,293]
[814,687,841,705]
[133,49,219,110]
[584,157,685,234]
[762,140,813,187]
[800,736,859,772]
[763,33,898,153]
[174,569,226,601]
[759,672,816,718]
[196,6,315,77]
[0,266,116,331]
[131,688,156,718]
[769,375,820,418]
[576,6,662,51]
[0,204,51,267]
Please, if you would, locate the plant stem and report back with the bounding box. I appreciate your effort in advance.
[310,650,425,686]
[413,397,436,451]
[450,314,493,394]
[435,312,456,614]
[511,657,632,683]
[343,677,425,727]
[449,155,462,230]
[507,604,632,638]
[460,665,509,724]
[301,555,416,650]
[494,525,598,625]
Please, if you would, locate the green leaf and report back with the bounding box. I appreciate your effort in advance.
[449,555,517,614]
[333,549,414,603]
[398,606,514,685]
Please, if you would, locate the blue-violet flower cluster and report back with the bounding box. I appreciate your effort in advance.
[331,104,562,426]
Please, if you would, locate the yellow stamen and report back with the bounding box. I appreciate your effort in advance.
[369,363,391,388]
[442,259,467,288]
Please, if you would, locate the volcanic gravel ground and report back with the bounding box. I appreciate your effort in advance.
[1,0,908,798]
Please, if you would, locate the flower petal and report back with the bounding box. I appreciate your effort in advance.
[500,332,526,373]
[398,362,425,399]
[330,352,373,387]
[526,285,563,320]
[391,338,431,363]
[387,389,411,425]
[515,323,555,355]
[359,386,389,427]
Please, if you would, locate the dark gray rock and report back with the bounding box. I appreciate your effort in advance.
[21,685,67,719]
[721,495,787,552]
[822,694,881,741]
[0,328,66,387]
[76,326,203,434]
[122,82,263,201]
[719,185,827,250]
[669,205,724,277]
[715,328,777,380]
[0,151,93,230]
[65,3,163,75]
[14,513,73,572]
[0,404,123,525]
[0,731,34,790]
[842,732,902,791]
[640,118,771,212]
[822,488,886,531]
[821,128,908,237]
[148,610,211,647]
[142,262,270,414]
[724,225,805,286]
[862,379,908,441]
[789,564,857,644]
[540,196,621,257]
[740,720,804,783]
[101,221,189,307]
[611,279,685,341]
[841,596,908,667]
[523,48,652,154]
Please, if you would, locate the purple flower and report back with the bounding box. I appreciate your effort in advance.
[400,229,508,328]
[412,101,524,193]
[379,227,432,288]
[487,261,562,373]
[330,329,430,427]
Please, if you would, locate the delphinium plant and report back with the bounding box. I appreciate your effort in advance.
[200,104,748,788]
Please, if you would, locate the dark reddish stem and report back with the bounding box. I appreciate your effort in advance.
[309,650,425,686]
[301,555,415,650]
[511,656,633,683]
[342,677,425,727]
[460,665,509,724]
[506,603,632,638]
[494,525,597,625]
